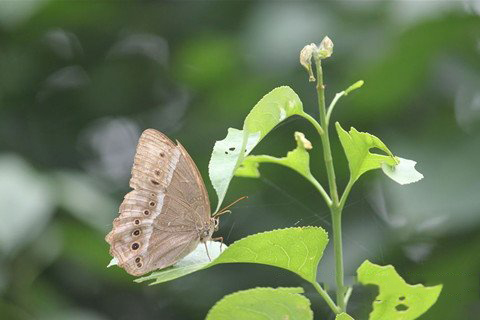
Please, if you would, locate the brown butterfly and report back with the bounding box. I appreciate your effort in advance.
[105,129,241,276]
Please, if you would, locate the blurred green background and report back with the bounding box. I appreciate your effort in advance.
[0,1,479,319]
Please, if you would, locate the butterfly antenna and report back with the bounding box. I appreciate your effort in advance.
[213,196,248,218]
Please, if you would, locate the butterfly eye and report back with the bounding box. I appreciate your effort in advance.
[131,243,140,250]
[137,263,142,268]
[151,179,160,186]
[134,219,140,225]
[149,201,156,207]
[159,152,165,157]
[135,257,141,263]
[132,229,141,236]
[143,210,150,216]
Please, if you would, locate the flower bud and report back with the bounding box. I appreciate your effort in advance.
[295,131,313,150]
[318,36,333,59]
[300,43,317,82]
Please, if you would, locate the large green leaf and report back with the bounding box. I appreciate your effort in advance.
[357,260,442,320]
[206,287,313,320]
[136,227,328,285]
[211,227,328,283]
[335,123,423,185]
[235,131,312,179]
[208,86,304,211]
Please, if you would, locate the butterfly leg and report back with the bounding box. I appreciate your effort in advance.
[212,236,224,252]
[204,242,212,261]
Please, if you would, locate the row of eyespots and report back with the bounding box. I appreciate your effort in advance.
[135,257,142,268]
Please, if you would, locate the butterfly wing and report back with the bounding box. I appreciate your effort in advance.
[105,129,211,276]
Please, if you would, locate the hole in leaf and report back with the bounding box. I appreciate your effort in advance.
[399,296,406,301]
[395,304,409,312]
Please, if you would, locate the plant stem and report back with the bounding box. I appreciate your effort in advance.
[305,175,332,207]
[301,112,324,136]
[312,282,340,314]
[339,178,355,211]
[314,56,346,312]
[326,91,345,126]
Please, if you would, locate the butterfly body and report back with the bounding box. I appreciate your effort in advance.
[106,129,217,276]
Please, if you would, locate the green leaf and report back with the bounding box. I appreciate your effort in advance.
[136,227,328,285]
[336,122,397,183]
[336,122,424,185]
[206,287,313,320]
[208,86,304,211]
[211,227,328,283]
[357,260,442,320]
[235,131,313,180]
[336,313,354,320]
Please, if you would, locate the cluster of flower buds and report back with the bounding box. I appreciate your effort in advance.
[299,36,333,82]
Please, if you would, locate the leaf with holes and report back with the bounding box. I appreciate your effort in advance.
[208,86,304,211]
[235,131,313,180]
[336,123,423,185]
[136,227,328,285]
[206,287,313,320]
[335,122,397,183]
[357,260,442,320]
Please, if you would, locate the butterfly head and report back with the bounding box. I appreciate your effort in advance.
[199,220,216,242]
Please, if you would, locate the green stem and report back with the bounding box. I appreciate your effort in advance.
[339,178,355,212]
[247,155,332,206]
[305,174,332,207]
[301,112,324,136]
[326,91,345,126]
[314,56,346,312]
[312,282,341,314]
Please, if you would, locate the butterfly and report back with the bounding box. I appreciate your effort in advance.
[105,129,241,276]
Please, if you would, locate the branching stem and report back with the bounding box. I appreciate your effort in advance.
[312,282,341,314]
[313,56,346,312]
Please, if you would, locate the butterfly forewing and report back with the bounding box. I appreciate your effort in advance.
[106,129,212,276]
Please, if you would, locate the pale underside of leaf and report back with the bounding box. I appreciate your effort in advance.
[381,157,424,185]
[136,227,328,285]
[208,86,304,211]
[357,260,442,320]
[206,287,313,320]
[134,240,224,285]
